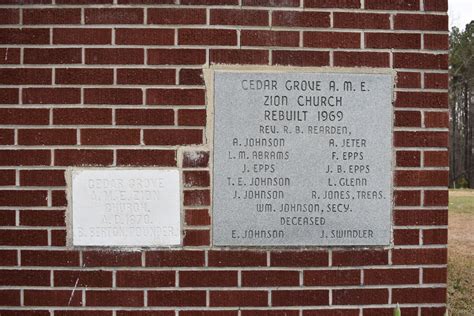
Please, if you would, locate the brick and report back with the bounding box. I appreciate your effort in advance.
[81,129,140,145]
[394,131,448,147]
[185,209,210,226]
[57,0,111,2]
[181,0,238,4]
[23,48,82,64]
[56,69,114,85]
[117,0,172,2]
[148,8,206,24]
[244,0,299,6]
[242,270,299,287]
[423,228,447,244]
[116,29,174,45]
[144,129,202,145]
[0,250,17,265]
[54,108,112,125]
[21,250,79,267]
[117,69,175,85]
[397,72,421,88]
[54,270,113,288]
[424,151,448,167]
[424,0,448,11]
[425,111,449,128]
[334,13,390,29]
[116,312,172,316]
[0,150,50,166]
[0,48,20,64]
[395,92,448,108]
[20,170,65,186]
[424,33,449,50]
[420,307,447,316]
[272,11,330,27]
[54,28,111,44]
[183,151,209,168]
[245,311,299,316]
[184,189,210,206]
[56,312,113,316]
[117,271,175,287]
[0,9,19,24]
[394,53,448,69]
[272,290,328,306]
[425,73,448,89]
[178,109,206,126]
[148,49,206,65]
[0,89,19,104]
[117,150,176,167]
[333,250,388,266]
[148,291,206,306]
[0,269,50,286]
[392,248,447,265]
[392,287,446,303]
[211,49,269,65]
[146,251,205,267]
[179,69,204,85]
[85,8,143,24]
[86,48,144,64]
[20,210,65,226]
[395,110,421,127]
[0,28,49,44]
[333,289,388,305]
[394,209,447,226]
[18,129,76,145]
[86,291,143,307]
[304,0,360,8]
[271,251,328,267]
[179,29,237,46]
[183,229,210,246]
[0,311,51,316]
[365,268,419,285]
[0,170,15,186]
[23,9,81,24]
[241,30,299,47]
[394,229,419,245]
[395,170,448,186]
[0,190,47,206]
[83,251,142,267]
[396,150,420,167]
[209,250,267,267]
[0,129,14,144]
[424,190,448,206]
[304,311,359,316]
[0,290,19,306]
[395,14,448,31]
[84,88,143,105]
[366,33,420,49]
[23,88,80,105]
[364,308,418,316]
[147,89,205,105]
[0,69,51,85]
[423,267,447,283]
[25,290,82,306]
[366,0,419,10]
[54,150,113,166]
[394,190,421,206]
[304,270,360,286]
[304,32,360,48]
[210,291,268,307]
[211,9,268,26]
[180,271,237,287]
[52,190,66,207]
[51,229,67,246]
[117,109,174,126]
[334,52,389,67]
[272,51,329,67]
[184,171,210,188]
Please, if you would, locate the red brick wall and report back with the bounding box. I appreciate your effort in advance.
[0,0,448,314]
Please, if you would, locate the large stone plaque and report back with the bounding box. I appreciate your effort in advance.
[71,169,181,247]
[212,70,393,246]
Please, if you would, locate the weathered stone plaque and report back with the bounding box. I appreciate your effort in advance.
[71,169,181,247]
[212,70,393,246]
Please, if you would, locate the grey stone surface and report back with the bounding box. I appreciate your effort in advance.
[71,169,181,247]
[212,70,393,246]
